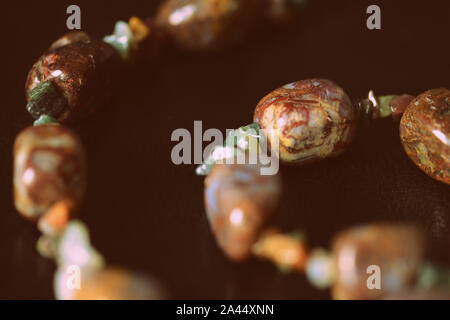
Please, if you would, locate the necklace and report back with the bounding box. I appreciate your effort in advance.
[12,0,449,300]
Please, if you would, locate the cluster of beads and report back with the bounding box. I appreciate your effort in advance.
[200,79,450,299]
[13,0,449,300]
[15,0,310,300]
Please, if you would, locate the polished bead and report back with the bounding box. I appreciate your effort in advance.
[400,88,450,185]
[305,248,336,289]
[331,224,426,300]
[71,268,165,300]
[204,164,281,261]
[155,0,261,51]
[13,124,86,220]
[53,220,106,299]
[25,33,122,122]
[49,31,91,50]
[389,94,414,121]
[38,200,75,236]
[252,229,307,272]
[254,79,356,163]
[56,220,103,270]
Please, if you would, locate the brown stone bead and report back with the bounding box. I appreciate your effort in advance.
[254,79,356,164]
[204,164,281,261]
[331,224,426,300]
[155,0,261,51]
[400,88,450,185]
[72,268,165,300]
[13,124,86,220]
[25,33,123,122]
[49,31,91,50]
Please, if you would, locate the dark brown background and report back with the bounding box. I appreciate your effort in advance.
[0,0,449,299]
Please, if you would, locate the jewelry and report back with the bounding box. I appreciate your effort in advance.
[197,78,450,300]
[12,0,449,300]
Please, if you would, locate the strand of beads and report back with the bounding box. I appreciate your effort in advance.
[198,79,450,184]
[16,0,310,300]
[199,79,450,299]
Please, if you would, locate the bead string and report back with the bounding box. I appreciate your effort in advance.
[197,78,450,299]
[13,0,449,300]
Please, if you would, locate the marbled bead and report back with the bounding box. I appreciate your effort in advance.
[71,268,165,300]
[254,79,356,163]
[13,124,86,220]
[25,32,122,122]
[331,224,426,300]
[400,88,450,185]
[155,0,261,51]
[204,164,281,261]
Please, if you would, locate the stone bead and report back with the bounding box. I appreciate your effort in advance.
[389,94,415,122]
[56,220,104,271]
[13,124,86,220]
[25,32,122,122]
[254,79,356,163]
[204,164,281,261]
[49,31,91,50]
[38,200,75,236]
[400,88,450,185]
[71,268,165,300]
[305,248,336,289]
[155,0,261,51]
[331,224,426,300]
[252,229,307,272]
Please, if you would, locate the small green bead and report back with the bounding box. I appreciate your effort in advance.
[378,95,395,118]
[34,114,58,126]
[27,81,68,119]
[196,123,263,176]
[104,21,133,60]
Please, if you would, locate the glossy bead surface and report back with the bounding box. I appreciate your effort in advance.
[400,88,450,185]
[254,79,356,163]
[13,124,86,220]
[156,0,260,51]
[25,33,122,122]
[71,268,165,300]
[331,224,426,300]
[204,164,281,261]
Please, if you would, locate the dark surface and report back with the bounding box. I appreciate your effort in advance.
[0,0,449,299]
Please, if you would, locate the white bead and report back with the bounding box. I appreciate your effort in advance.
[305,248,336,289]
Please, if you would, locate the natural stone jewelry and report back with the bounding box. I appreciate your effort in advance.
[13,0,449,300]
[14,0,310,300]
[198,79,450,300]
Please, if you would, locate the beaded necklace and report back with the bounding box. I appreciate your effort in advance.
[13,0,450,300]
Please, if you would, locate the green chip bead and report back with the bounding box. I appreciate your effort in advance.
[34,114,58,126]
[27,80,68,120]
[104,21,133,60]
